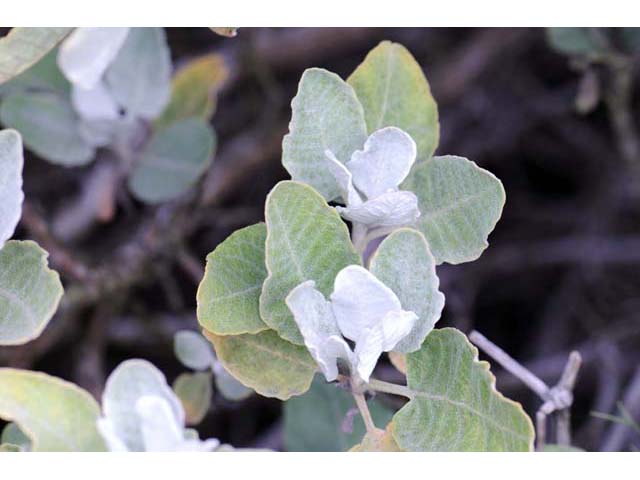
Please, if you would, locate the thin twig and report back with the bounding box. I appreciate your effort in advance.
[353,392,377,434]
[366,378,413,399]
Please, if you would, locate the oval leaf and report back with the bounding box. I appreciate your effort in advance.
[173,330,215,371]
[0,368,105,451]
[0,28,71,85]
[104,27,171,119]
[203,329,316,400]
[402,155,505,265]
[172,372,212,426]
[128,118,215,204]
[0,129,23,247]
[282,68,367,201]
[284,375,394,452]
[392,328,534,451]
[260,181,360,345]
[0,240,64,345]
[0,92,95,166]
[369,228,444,353]
[197,223,268,335]
[348,41,439,162]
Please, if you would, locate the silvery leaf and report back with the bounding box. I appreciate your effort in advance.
[354,310,417,382]
[286,280,352,381]
[101,359,184,452]
[135,396,194,452]
[71,81,120,121]
[212,363,254,401]
[337,190,420,229]
[0,129,23,248]
[346,127,417,199]
[174,330,215,371]
[330,265,402,343]
[58,28,130,90]
[324,149,361,206]
[96,418,129,452]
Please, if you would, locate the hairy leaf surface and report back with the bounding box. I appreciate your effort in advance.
[0,129,23,247]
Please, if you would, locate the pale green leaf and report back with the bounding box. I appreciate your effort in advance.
[392,328,534,451]
[197,223,268,335]
[369,228,444,353]
[172,372,212,426]
[284,375,394,452]
[542,444,585,452]
[155,53,228,129]
[282,68,367,201]
[350,423,402,452]
[348,41,439,162]
[0,92,95,166]
[213,364,253,401]
[0,241,63,346]
[0,368,105,451]
[260,181,360,344]
[203,329,317,400]
[0,443,20,452]
[104,27,171,119]
[1,423,31,451]
[0,129,23,247]
[0,48,70,96]
[210,28,238,38]
[402,155,505,265]
[0,28,71,85]
[128,118,215,204]
[546,28,607,58]
[173,330,215,371]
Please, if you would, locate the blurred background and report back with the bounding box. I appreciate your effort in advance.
[1,27,639,451]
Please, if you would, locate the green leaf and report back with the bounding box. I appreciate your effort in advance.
[260,181,360,344]
[0,28,71,85]
[0,92,94,166]
[155,53,228,129]
[546,28,608,58]
[173,330,215,371]
[0,241,64,346]
[369,228,444,353]
[348,41,439,162]
[621,28,640,52]
[197,223,268,335]
[0,443,21,451]
[282,68,367,201]
[284,375,394,452]
[0,129,23,247]
[0,368,106,451]
[104,27,171,119]
[210,28,238,38]
[213,364,253,401]
[0,48,70,96]
[172,372,212,426]
[203,329,317,400]
[1,423,31,451]
[392,328,534,451]
[128,117,215,204]
[402,155,505,265]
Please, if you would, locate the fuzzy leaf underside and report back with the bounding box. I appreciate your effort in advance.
[0,369,105,451]
[203,329,317,400]
[402,155,505,265]
[348,40,439,162]
[0,241,64,346]
[392,328,534,452]
[260,181,360,345]
[197,223,268,335]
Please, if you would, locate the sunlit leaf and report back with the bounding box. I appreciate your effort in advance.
[0,241,63,346]
[402,155,505,265]
[203,329,316,400]
[0,368,105,451]
[282,69,367,201]
[197,223,268,335]
[172,372,212,426]
[348,41,439,162]
[392,328,534,451]
[260,181,360,344]
[210,28,238,38]
[284,375,394,452]
[369,228,444,352]
[128,117,215,204]
[0,129,23,247]
[0,92,94,166]
[155,53,228,129]
[0,28,71,85]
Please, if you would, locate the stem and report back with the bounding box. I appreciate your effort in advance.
[352,223,369,255]
[469,330,550,400]
[353,392,377,434]
[366,378,413,399]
